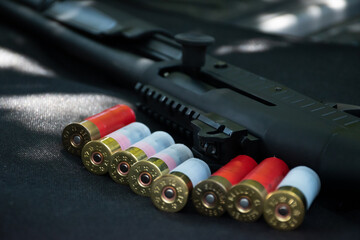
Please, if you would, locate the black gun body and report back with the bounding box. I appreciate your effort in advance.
[143,59,360,189]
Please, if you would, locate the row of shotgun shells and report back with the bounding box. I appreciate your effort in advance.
[196,157,321,231]
[62,104,321,231]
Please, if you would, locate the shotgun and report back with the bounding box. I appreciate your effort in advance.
[2,0,360,196]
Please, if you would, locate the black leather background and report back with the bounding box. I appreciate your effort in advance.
[1,1,360,239]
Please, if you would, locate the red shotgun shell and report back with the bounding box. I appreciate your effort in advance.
[226,157,289,222]
[192,155,258,216]
[62,104,135,156]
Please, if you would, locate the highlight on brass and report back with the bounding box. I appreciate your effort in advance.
[81,122,150,175]
[108,131,175,184]
[192,155,258,217]
[62,121,100,156]
[192,175,231,217]
[150,158,211,213]
[264,166,321,231]
[226,157,289,222]
[62,104,135,156]
[128,144,193,197]
[151,172,192,213]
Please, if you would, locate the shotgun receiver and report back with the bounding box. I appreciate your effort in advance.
[2,0,360,194]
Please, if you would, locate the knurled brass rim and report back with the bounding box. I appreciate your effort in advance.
[62,121,99,156]
[225,179,267,222]
[192,176,231,217]
[128,159,169,197]
[109,147,147,185]
[150,172,192,213]
[263,187,306,231]
[81,137,120,175]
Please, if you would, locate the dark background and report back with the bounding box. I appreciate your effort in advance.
[1,1,360,239]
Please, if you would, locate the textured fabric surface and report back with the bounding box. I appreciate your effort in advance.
[1,2,360,239]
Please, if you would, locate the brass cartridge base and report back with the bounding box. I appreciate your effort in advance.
[62,121,100,156]
[192,176,232,217]
[225,179,267,222]
[264,186,306,231]
[150,172,192,213]
[128,158,169,197]
[109,147,147,185]
[82,137,121,175]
